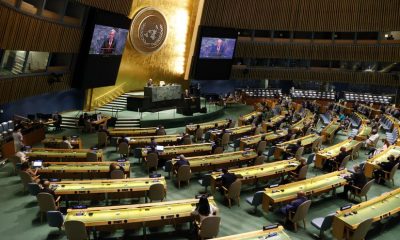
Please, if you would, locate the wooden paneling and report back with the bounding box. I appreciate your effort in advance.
[230,67,400,87]
[235,42,400,62]
[0,5,82,52]
[202,0,400,32]
[74,0,133,16]
[0,73,72,104]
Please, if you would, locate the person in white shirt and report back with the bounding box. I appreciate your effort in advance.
[62,136,73,149]
[191,195,218,223]
[12,128,23,152]
[364,129,379,148]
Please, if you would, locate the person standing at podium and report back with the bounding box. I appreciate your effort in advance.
[183,89,191,99]
[147,78,153,87]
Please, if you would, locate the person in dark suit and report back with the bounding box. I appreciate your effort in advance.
[374,155,397,184]
[285,158,306,183]
[149,137,157,152]
[156,125,167,135]
[342,165,367,198]
[280,191,307,217]
[40,181,61,202]
[220,168,237,194]
[101,29,117,54]
[284,140,301,159]
[324,147,348,171]
[53,112,62,131]
[182,89,191,99]
[117,136,129,147]
[174,154,190,172]
[146,78,153,87]
[209,38,226,57]
[285,128,296,141]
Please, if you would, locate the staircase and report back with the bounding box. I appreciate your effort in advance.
[95,92,141,113]
[61,115,78,129]
[114,118,141,129]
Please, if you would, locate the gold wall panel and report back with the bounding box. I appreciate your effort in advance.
[91,0,201,104]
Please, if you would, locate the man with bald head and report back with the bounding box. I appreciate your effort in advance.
[40,181,61,203]
[280,191,308,216]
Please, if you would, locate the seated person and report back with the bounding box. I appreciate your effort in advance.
[20,162,40,183]
[62,136,73,149]
[292,158,306,176]
[149,137,157,151]
[227,119,233,128]
[280,191,307,217]
[117,136,129,145]
[174,154,190,173]
[285,128,296,141]
[191,195,218,223]
[342,165,367,199]
[156,125,167,135]
[109,162,125,172]
[212,123,219,131]
[339,117,351,132]
[368,139,390,157]
[219,168,237,194]
[284,140,302,159]
[40,180,61,203]
[374,155,397,184]
[364,129,379,148]
[323,147,348,171]
[109,162,125,178]
[255,135,266,150]
[15,146,28,163]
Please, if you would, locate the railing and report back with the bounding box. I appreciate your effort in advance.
[92,83,127,109]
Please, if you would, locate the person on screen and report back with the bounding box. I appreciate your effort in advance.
[147,78,153,87]
[209,38,226,57]
[101,29,117,54]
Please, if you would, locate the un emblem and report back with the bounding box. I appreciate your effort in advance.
[130,7,168,54]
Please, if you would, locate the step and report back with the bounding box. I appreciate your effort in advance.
[96,106,124,111]
[115,122,140,126]
[116,119,140,122]
[60,124,77,129]
[113,99,127,104]
[62,119,76,124]
[102,103,126,108]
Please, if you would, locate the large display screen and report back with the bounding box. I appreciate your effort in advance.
[199,37,236,59]
[88,25,129,55]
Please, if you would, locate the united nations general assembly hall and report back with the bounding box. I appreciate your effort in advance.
[1,0,400,239]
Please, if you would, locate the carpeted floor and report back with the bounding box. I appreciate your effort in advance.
[0,104,399,240]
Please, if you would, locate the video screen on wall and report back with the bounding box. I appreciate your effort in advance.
[88,24,129,55]
[199,37,236,59]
